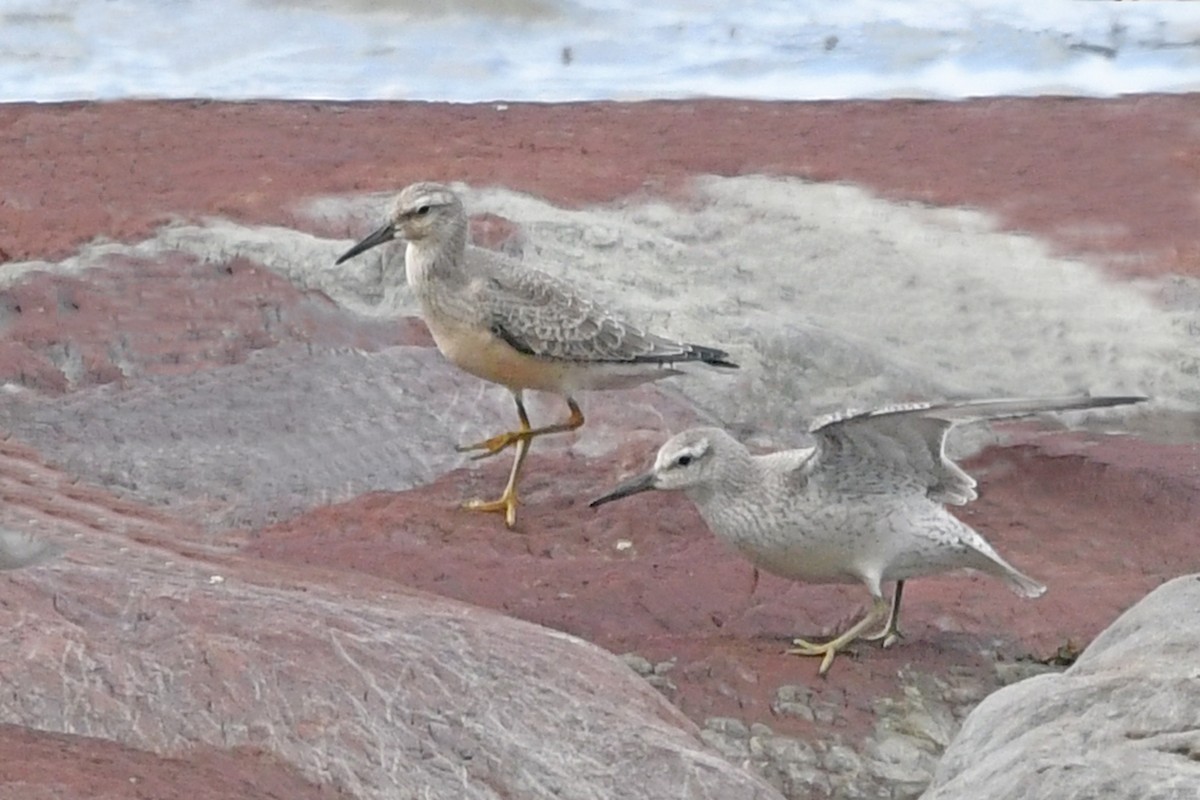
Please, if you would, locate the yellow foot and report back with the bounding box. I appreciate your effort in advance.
[463,493,519,529]
[786,636,826,654]
[456,430,530,461]
[863,627,903,649]
[785,637,846,677]
[785,597,887,676]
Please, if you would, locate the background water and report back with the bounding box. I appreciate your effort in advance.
[1,0,1199,102]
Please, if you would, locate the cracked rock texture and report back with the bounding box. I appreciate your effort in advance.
[925,574,1200,800]
[2,515,778,800]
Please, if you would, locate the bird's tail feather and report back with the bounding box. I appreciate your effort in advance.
[1004,568,1047,599]
[687,343,738,369]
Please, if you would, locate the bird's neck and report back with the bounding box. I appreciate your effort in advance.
[405,225,468,291]
[686,453,767,534]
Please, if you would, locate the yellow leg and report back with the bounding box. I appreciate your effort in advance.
[862,580,905,649]
[463,434,530,529]
[787,595,889,676]
[457,396,585,460]
[460,394,584,529]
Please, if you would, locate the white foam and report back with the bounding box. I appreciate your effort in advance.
[2,0,1199,101]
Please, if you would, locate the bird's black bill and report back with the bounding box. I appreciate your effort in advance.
[588,472,656,508]
[335,222,396,265]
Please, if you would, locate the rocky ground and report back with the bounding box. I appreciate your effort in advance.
[924,574,1200,800]
[0,97,1197,798]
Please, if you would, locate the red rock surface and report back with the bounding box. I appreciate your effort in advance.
[0,725,348,800]
[0,97,1198,795]
[3,98,1198,277]
[0,253,428,394]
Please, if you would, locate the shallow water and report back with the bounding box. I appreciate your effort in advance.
[2,0,1199,102]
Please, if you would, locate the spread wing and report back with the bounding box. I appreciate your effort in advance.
[471,254,735,367]
[797,395,1146,505]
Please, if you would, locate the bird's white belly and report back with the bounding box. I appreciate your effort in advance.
[708,499,894,585]
[734,535,865,585]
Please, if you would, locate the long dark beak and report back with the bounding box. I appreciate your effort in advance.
[589,472,657,509]
[335,222,396,265]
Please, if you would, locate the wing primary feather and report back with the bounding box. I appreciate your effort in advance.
[490,321,538,356]
[628,342,738,368]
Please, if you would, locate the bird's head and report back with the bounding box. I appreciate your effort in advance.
[335,182,464,264]
[589,427,733,508]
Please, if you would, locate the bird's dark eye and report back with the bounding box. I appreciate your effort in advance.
[676,454,693,467]
[415,205,431,216]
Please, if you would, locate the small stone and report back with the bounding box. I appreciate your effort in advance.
[619,653,653,676]
[781,762,831,795]
[652,659,676,675]
[699,724,750,759]
[704,717,750,739]
[748,722,774,738]
[772,683,817,721]
[942,683,989,707]
[750,732,817,766]
[994,660,1062,686]
[645,674,676,694]
[866,732,936,783]
[822,743,862,774]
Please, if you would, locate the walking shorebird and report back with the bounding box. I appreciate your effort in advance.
[590,395,1146,675]
[336,182,737,528]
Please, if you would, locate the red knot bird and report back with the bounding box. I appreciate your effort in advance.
[336,182,737,528]
[590,395,1147,675]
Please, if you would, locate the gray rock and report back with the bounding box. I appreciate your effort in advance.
[705,717,751,740]
[0,344,693,530]
[620,653,654,676]
[750,731,826,797]
[992,659,1065,686]
[4,534,784,800]
[924,574,1200,800]
[772,684,816,722]
[700,718,752,760]
[857,671,961,797]
[703,666,1000,799]
[620,653,678,696]
[822,742,864,775]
